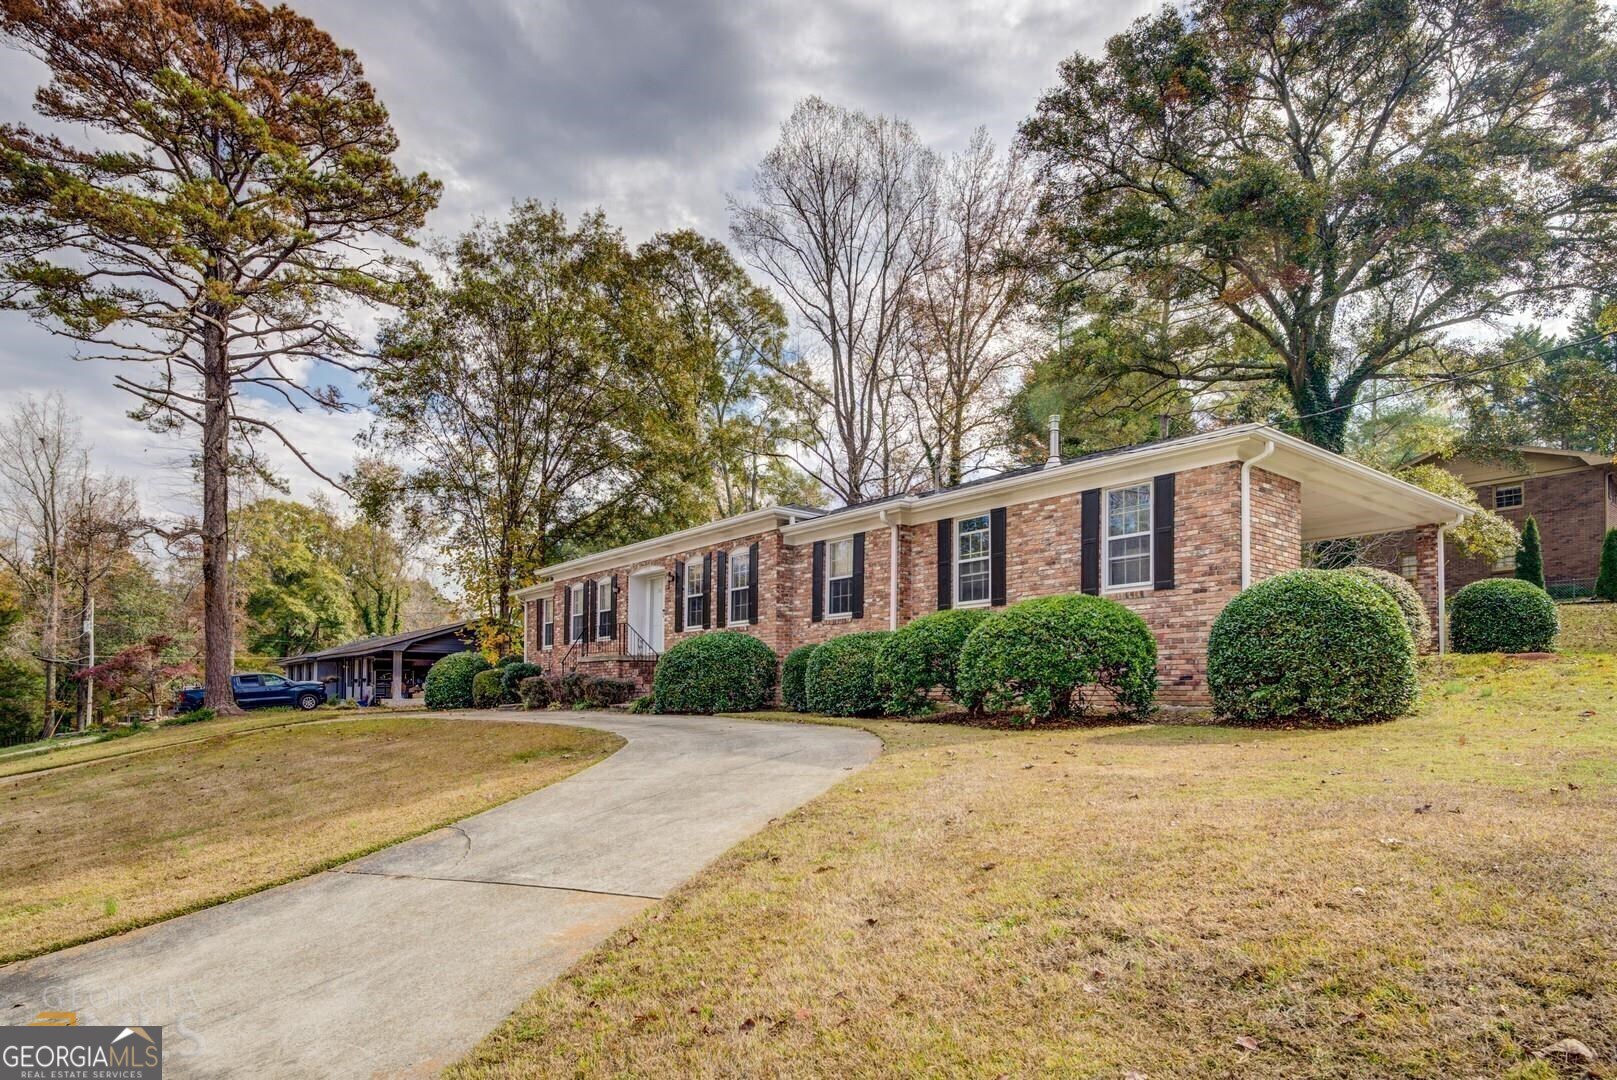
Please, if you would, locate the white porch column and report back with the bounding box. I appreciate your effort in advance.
[390,649,406,703]
[1437,525,1448,656]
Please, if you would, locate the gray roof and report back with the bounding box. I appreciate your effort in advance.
[280,621,471,664]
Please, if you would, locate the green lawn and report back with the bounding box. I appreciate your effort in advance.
[0,713,620,963]
[454,654,1617,1079]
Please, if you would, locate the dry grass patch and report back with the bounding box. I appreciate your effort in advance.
[0,707,355,780]
[453,654,1617,1079]
[0,714,619,962]
[1560,602,1617,653]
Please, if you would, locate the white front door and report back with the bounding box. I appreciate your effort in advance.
[628,573,664,653]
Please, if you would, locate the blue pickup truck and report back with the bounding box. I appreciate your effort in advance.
[176,673,328,713]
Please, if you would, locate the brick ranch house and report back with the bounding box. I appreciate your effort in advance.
[1385,447,1617,598]
[517,425,1473,706]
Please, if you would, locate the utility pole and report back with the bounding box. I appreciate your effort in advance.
[79,596,94,731]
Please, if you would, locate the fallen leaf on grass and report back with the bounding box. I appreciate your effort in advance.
[1234,1035,1260,1052]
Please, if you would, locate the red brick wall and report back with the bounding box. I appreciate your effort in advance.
[1372,466,1615,594]
[524,463,1305,707]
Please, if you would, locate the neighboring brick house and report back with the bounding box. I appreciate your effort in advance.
[1378,447,1617,598]
[516,425,1472,706]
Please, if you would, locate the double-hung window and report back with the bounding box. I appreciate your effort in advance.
[685,559,706,630]
[826,539,854,617]
[956,514,991,605]
[595,577,613,640]
[729,548,752,624]
[1105,483,1153,590]
[540,598,554,649]
[568,583,586,643]
[1493,484,1523,510]
[1398,554,1418,584]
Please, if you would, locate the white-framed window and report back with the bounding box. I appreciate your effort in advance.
[729,547,753,624]
[595,577,613,640]
[826,538,854,617]
[569,582,586,643]
[685,558,706,630]
[540,598,554,650]
[1399,554,1418,583]
[1494,484,1523,510]
[1105,483,1153,590]
[1493,552,1517,574]
[955,514,992,606]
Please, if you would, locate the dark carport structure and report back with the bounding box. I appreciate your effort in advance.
[281,622,473,705]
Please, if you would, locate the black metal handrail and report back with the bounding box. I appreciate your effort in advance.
[564,621,660,668]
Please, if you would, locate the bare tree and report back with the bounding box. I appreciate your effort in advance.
[902,130,1043,488]
[63,471,142,729]
[730,97,939,503]
[0,395,75,735]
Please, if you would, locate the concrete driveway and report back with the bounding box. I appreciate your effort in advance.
[1,711,879,1078]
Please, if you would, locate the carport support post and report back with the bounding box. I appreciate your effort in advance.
[390,649,406,704]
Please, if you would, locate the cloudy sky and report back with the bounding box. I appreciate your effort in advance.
[0,0,1157,517]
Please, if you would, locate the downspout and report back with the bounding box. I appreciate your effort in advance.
[1240,439,1276,589]
[879,509,899,630]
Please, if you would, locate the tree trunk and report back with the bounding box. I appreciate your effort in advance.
[201,322,241,714]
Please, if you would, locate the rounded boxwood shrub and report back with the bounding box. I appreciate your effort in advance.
[581,676,638,707]
[1208,569,1416,726]
[1450,578,1559,654]
[424,651,491,710]
[781,644,818,712]
[805,631,893,717]
[470,668,505,708]
[499,661,545,703]
[517,675,553,710]
[956,595,1156,722]
[495,653,524,668]
[1341,566,1432,652]
[877,608,992,715]
[652,631,778,714]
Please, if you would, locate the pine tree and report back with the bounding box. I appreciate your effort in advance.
[1515,516,1547,592]
[1596,528,1617,602]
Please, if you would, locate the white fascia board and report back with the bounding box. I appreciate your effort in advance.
[513,506,815,599]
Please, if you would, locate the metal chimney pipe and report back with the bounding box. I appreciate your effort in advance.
[1047,414,1061,467]
[1158,413,1172,440]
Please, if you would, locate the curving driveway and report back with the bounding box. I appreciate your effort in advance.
[1,711,879,1078]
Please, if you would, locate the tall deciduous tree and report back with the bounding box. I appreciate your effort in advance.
[1021,0,1617,451]
[902,130,1043,488]
[369,203,713,650]
[0,0,440,710]
[0,395,75,734]
[730,97,939,502]
[636,230,815,516]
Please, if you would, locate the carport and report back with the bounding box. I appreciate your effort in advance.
[281,622,473,705]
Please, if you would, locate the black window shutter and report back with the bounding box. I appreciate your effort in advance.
[990,507,1007,607]
[1153,473,1176,590]
[673,562,684,632]
[1081,488,1101,595]
[715,550,728,627]
[748,541,760,624]
[562,587,572,641]
[608,574,619,638]
[811,540,825,622]
[701,552,713,628]
[936,519,953,610]
[851,532,866,619]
